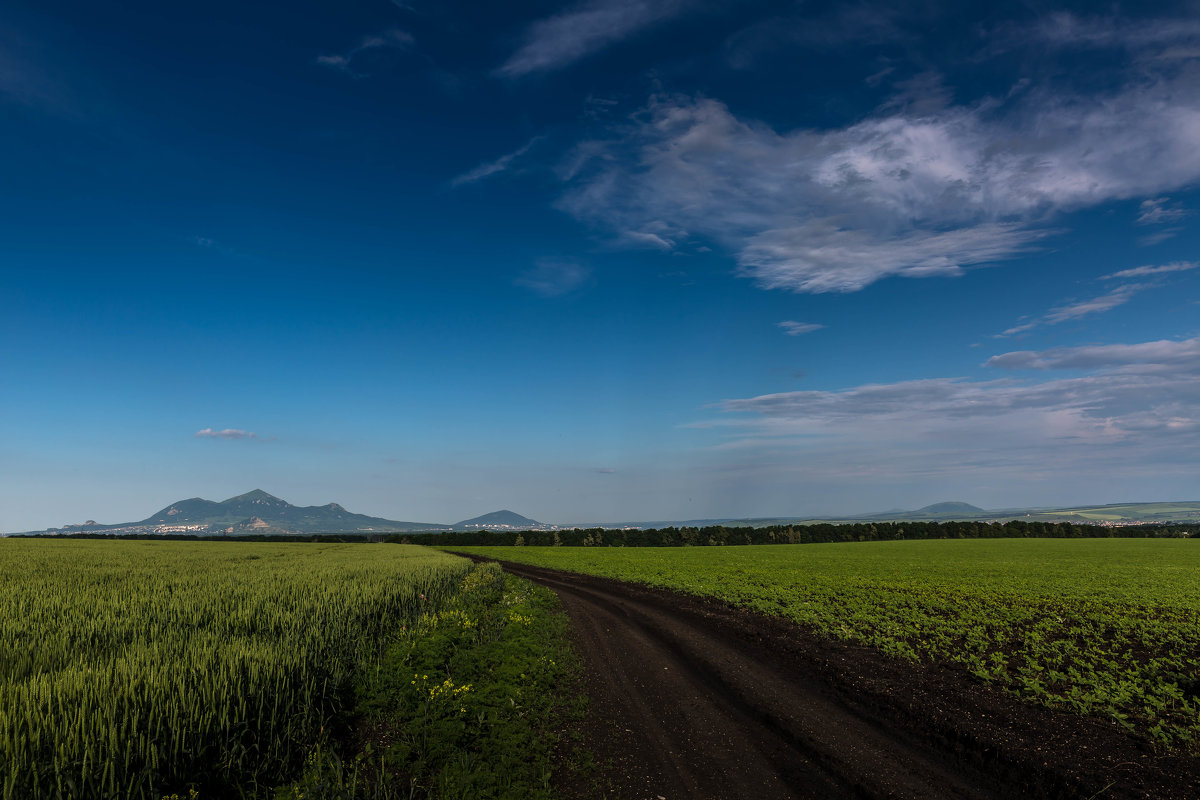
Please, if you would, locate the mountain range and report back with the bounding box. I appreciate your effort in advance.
[13,493,1200,537]
[22,490,543,536]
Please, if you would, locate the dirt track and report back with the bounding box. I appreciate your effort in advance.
[488,559,1200,800]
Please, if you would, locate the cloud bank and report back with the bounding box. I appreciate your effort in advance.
[703,334,1200,482]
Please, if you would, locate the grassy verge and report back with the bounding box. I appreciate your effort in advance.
[275,561,581,799]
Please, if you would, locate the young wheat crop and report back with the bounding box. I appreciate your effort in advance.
[0,540,472,799]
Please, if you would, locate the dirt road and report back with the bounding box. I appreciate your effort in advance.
[490,559,1200,800]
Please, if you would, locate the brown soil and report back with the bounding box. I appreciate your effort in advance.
[486,558,1200,800]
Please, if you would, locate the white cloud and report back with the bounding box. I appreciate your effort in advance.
[316,30,414,77]
[999,283,1149,337]
[700,334,1200,482]
[195,428,258,440]
[999,260,1199,336]
[723,4,906,70]
[1139,228,1184,247]
[620,230,674,250]
[497,0,694,78]
[743,221,1042,293]
[777,321,824,336]
[1136,197,1189,225]
[985,336,1200,372]
[1027,12,1200,54]
[514,258,591,297]
[451,136,544,187]
[558,50,1200,293]
[1103,261,1198,279]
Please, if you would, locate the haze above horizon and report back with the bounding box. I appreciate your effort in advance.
[3,0,1199,532]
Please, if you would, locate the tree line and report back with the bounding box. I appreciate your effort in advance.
[392,519,1197,547]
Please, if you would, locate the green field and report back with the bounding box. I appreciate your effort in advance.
[0,540,575,800]
[448,539,1200,749]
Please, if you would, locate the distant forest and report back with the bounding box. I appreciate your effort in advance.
[30,519,1198,545]
[396,520,1197,547]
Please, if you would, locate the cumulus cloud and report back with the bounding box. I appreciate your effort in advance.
[777,321,824,336]
[195,428,258,440]
[558,43,1200,293]
[514,258,591,297]
[497,0,694,78]
[316,30,414,77]
[451,136,543,187]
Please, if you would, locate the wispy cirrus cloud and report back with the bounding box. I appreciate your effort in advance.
[1025,12,1200,55]
[1134,197,1190,244]
[985,335,1200,372]
[496,0,695,78]
[557,19,1200,294]
[450,136,544,187]
[316,29,414,77]
[999,261,1198,336]
[1103,260,1198,280]
[724,3,907,70]
[777,321,824,336]
[1136,197,1189,226]
[998,283,1149,337]
[0,44,60,109]
[514,258,591,297]
[195,428,258,440]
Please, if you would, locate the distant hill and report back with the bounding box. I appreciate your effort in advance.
[572,501,1200,529]
[31,490,447,535]
[454,510,541,529]
[909,501,986,517]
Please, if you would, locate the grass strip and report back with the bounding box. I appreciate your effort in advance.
[275,561,581,799]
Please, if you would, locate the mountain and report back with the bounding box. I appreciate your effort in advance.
[37,490,448,535]
[910,501,986,517]
[454,510,541,529]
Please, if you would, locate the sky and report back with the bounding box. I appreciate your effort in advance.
[3,0,1200,530]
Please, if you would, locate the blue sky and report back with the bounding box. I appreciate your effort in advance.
[3,0,1200,530]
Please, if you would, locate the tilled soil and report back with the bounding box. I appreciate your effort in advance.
[487,558,1200,800]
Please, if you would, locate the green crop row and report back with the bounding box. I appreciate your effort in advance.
[0,540,473,799]
[446,539,1200,750]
